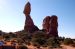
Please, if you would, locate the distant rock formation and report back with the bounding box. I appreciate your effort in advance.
[23,2,39,33]
[42,16,51,33]
[49,15,58,37]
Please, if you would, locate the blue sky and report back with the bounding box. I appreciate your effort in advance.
[0,0,75,38]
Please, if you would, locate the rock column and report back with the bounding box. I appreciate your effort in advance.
[23,2,39,33]
[49,15,58,37]
[42,16,51,33]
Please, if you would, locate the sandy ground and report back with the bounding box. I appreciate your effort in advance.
[26,45,75,49]
[2,42,75,49]
[61,45,75,49]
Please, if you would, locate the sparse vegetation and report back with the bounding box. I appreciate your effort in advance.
[19,45,28,49]
[0,30,75,49]
[63,38,73,45]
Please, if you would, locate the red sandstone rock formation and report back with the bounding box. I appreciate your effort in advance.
[23,2,39,33]
[43,15,58,37]
[23,2,31,15]
[42,16,51,33]
[23,2,58,37]
[49,15,58,37]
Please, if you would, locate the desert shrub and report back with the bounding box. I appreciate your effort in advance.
[19,45,28,49]
[71,40,75,47]
[16,38,24,45]
[47,37,60,48]
[63,38,73,45]
[71,44,75,47]
[31,31,47,47]
[32,38,46,46]
[17,32,31,45]
[3,34,10,41]
[32,31,47,38]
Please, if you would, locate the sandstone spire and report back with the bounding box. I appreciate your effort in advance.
[23,2,39,33]
[49,15,58,37]
[42,15,58,37]
[42,16,51,33]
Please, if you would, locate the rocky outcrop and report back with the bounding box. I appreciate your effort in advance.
[43,15,58,37]
[23,2,39,33]
[23,1,58,37]
[49,15,58,37]
[42,16,51,33]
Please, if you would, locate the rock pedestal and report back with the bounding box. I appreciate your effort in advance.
[23,2,39,33]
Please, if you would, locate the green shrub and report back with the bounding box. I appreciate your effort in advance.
[63,38,73,45]
[19,45,28,49]
[47,37,60,48]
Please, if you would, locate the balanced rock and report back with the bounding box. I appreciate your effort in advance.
[42,16,51,33]
[23,2,31,15]
[23,2,39,33]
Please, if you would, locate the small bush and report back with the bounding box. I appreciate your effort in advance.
[47,37,60,48]
[63,38,73,45]
[19,45,28,49]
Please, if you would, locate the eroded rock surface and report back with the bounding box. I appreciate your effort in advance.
[42,16,51,33]
[49,15,58,37]
[23,2,39,33]
[43,15,58,37]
